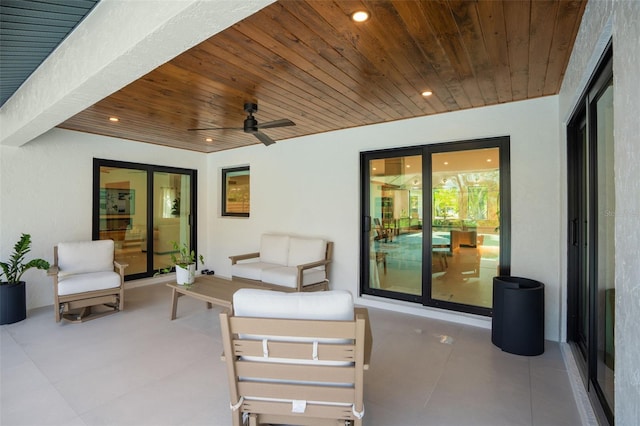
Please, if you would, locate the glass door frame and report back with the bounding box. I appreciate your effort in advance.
[566,43,614,425]
[360,136,511,317]
[92,158,198,281]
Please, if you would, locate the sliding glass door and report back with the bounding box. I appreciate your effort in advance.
[567,46,614,424]
[94,159,197,280]
[361,137,509,316]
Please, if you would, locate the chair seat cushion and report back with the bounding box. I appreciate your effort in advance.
[260,266,326,289]
[231,261,280,281]
[57,271,121,296]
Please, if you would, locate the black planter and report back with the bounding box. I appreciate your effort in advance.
[0,281,27,325]
[492,276,545,356]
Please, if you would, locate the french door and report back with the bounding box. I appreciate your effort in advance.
[93,159,197,280]
[361,137,510,316]
[567,45,614,424]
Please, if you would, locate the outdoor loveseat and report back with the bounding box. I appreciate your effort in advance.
[229,234,332,292]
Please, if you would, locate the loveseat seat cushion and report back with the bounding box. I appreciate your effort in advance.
[287,237,326,270]
[260,266,327,289]
[57,240,115,277]
[57,271,121,296]
[231,261,280,281]
[259,234,290,266]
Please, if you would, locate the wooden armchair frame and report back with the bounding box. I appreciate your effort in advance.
[220,307,371,426]
[48,243,127,323]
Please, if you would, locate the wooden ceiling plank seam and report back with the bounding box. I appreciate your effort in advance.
[447,0,500,106]
[183,42,351,130]
[542,0,587,95]
[475,0,513,104]
[361,1,447,115]
[199,28,373,127]
[527,0,559,98]
[394,0,472,110]
[329,0,434,116]
[419,0,478,107]
[300,1,420,114]
[390,1,463,111]
[503,0,531,102]
[279,0,426,117]
[303,0,431,117]
[270,2,404,120]
[232,16,394,123]
[253,3,398,121]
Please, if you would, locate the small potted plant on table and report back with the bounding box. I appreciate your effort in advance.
[1,233,50,324]
[168,241,204,286]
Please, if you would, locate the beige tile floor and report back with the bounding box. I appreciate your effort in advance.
[1,283,583,426]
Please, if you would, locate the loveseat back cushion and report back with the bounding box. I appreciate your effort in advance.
[259,234,290,266]
[57,240,115,277]
[234,288,353,320]
[287,237,326,269]
[261,266,327,288]
[57,271,121,296]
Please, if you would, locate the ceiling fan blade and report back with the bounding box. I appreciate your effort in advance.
[253,131,276,146]
[187,126,242,131]
[256,119,295,129]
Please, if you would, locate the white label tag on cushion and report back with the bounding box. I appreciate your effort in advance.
[292,400,307,413]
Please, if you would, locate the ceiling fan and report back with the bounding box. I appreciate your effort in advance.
[188,102,295,146]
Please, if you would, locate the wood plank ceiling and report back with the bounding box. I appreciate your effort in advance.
[58,0,586,153]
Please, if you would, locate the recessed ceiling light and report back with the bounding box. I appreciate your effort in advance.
[421,91,433,97]
[205,137,213,142]
[108,117,119,122]
[486,158,492,162]
[444,161,449,165]
[351,10,369,22]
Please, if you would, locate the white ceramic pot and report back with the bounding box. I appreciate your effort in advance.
[175,264,196,285]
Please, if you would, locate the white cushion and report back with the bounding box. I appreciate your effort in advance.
[261,266,326,289]
[259,234,289,266]
[57,240,114,277]
[57,271,121,296]
[233,289,353,320]
[231,261,280,281]
[287,237,326,270]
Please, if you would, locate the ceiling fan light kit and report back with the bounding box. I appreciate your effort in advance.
[188,102,295,146]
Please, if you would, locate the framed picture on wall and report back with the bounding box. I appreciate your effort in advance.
[222,166,250,217]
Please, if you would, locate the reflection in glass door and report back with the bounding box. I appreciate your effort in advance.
[364,153,423,301]
[94,159,197,280]
[153,172,192,272]
[430,148,500,309]
[97,166,148,276]
[362,138,509,316]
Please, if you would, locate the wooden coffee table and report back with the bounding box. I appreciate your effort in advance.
[167,275,265,320]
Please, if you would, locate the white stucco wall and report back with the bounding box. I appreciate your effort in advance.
[558,0,640,423]
[207,96,563,339]
[0,129,207,310]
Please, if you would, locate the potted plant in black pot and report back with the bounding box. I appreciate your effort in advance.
[0,233,50,324]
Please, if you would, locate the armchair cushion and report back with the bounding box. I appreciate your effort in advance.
[57,240,115,277]
[259,234,289,265]
[57,271,121,296]
[287,237,326,270]
[233,288,353,320]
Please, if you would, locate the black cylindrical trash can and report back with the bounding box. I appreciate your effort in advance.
[492,276,545,356]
